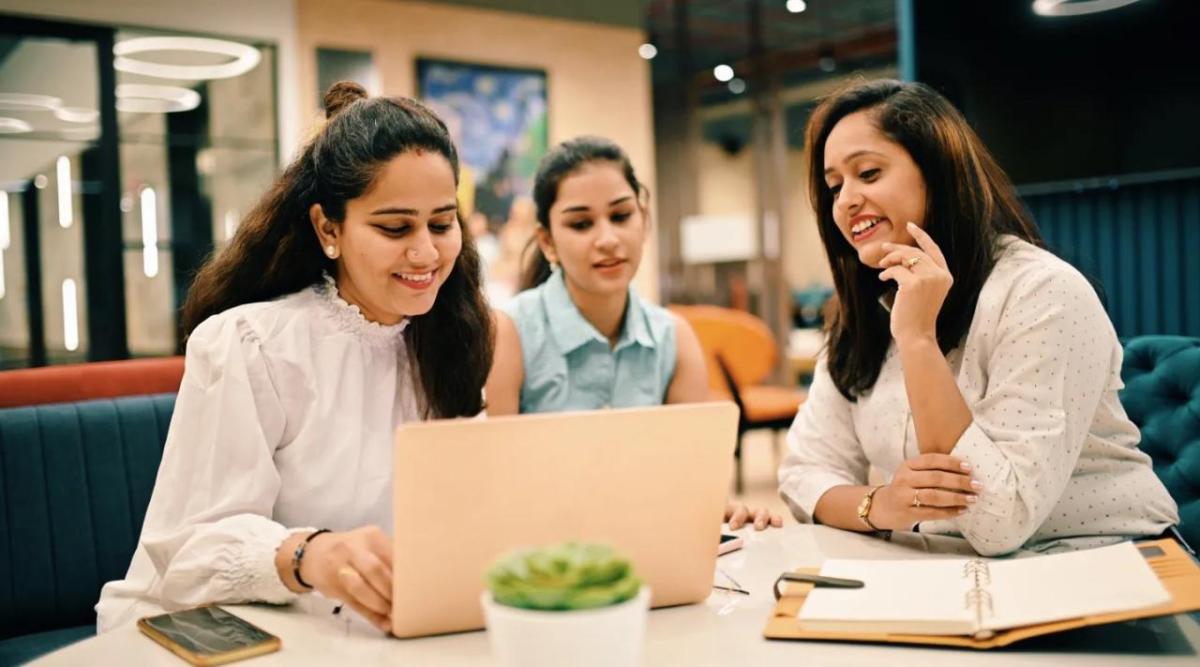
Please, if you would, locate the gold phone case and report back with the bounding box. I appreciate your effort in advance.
[137,606,282,666]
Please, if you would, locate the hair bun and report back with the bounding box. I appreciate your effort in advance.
[323,81,368,119]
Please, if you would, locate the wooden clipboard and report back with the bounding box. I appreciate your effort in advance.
[763,538,1200,649]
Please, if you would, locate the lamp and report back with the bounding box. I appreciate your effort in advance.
[1033,0,1143,16]
[114,36,261,80]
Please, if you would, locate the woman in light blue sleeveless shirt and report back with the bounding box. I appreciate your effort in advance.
[486,136,781,530]
[499,267,679,412]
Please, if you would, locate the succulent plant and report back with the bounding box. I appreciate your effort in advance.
[486,542,642,611]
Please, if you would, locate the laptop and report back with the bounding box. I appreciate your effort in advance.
[389,401,739,638]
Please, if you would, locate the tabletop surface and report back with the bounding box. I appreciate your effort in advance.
[34,524,1200,666]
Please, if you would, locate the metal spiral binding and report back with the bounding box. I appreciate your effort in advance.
[962,560,995,640]
[962,559,991,587]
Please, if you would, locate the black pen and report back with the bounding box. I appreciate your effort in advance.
[780,573,864,589]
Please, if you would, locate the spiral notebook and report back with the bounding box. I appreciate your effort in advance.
[795,541,1169,638]
[765,538,1200,648]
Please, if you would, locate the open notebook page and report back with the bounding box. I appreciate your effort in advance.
[799,559,974,633]
[797,541,1171,636]
[985,541,1169,631]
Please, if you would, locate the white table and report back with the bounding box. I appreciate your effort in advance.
[34,525,1200,666]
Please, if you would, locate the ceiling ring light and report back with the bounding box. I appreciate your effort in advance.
[0,93,62,111]
[1033,0,1143,16]
[0,118,33,134]
[116,84,202,113]
[113,36,261,80]
[54,107,100,123]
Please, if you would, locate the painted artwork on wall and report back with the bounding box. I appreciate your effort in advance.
[416,58,548,227]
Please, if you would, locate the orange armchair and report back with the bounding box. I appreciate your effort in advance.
[669,305,806,493]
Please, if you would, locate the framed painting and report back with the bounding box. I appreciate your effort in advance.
[416,58,548,226]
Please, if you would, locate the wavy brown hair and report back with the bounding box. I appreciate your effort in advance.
[805,79,1043,400]
[182,81,492,418]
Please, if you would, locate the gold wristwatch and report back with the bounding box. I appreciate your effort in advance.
[856,484,892,539]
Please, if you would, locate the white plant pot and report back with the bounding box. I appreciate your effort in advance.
[481,586,650,667]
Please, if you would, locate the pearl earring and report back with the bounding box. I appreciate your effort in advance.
[325,244,338,259]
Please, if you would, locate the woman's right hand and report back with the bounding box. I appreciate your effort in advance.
[872,453,980,530]
[297,526,393,632]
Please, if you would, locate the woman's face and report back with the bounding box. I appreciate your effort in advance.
[539,161,645,299]
[822,110,927,268]
[313,150,462,324]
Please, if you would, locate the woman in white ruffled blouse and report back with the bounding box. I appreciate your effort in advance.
[96,81,493,632]
[777,80,1177,556]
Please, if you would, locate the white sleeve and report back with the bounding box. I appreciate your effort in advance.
[98,313,305,629]
[933,268,1118,556]
[777,355,869,523]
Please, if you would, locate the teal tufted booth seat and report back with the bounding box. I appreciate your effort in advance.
[0,394,174,665]
[1120,336,1200,549]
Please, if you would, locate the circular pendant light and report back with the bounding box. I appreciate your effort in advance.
[0,93,62,111]
[0,118,33,134]
[113,36,261,80]
[116,84,202,113]
[1033,0,1144,16]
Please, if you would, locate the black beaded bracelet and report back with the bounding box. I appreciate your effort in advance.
[292,529,331,590]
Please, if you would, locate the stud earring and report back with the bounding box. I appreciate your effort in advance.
[324,244,338,259]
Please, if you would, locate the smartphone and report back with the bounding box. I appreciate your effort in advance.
[718,533,744,556]
[137,606,281,666]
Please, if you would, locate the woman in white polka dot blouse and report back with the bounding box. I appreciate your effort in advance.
[777,80,1178,556]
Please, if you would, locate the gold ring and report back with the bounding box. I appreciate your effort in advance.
[904,256,921,269]
[337,566,357,579]
[911,490,923,508]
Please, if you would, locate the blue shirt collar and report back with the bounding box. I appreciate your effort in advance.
[541,269,657,354]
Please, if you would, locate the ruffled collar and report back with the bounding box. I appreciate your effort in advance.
[312,273,409,345]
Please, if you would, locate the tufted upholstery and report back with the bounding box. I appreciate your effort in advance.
[1120,336,1200,548]
[0,394,174,661]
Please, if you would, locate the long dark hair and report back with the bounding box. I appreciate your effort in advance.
[805,79,1043,400]
[520,136,647,290]
[182,81,492,418]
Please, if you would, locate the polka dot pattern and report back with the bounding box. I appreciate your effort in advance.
[779,237,1179,555]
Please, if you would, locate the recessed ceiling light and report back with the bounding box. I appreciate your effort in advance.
[714,64,735,82]
[638,43,658,60]
[786,0,808,13]
[116,84,201,113]
[113,36,261,80]
[728,78,747,94]
[1033,0,1143,16]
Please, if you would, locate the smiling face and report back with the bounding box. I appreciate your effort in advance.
[312,150,462,324]
[538,161,646,299]
[822,110,928,268]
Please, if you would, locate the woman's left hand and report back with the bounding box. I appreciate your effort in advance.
[878,222,954,345]
[725,500,784,530]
